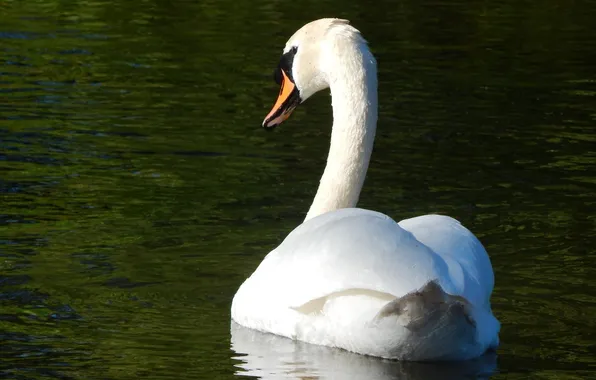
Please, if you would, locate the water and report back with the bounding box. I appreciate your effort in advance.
[1,0,595,378]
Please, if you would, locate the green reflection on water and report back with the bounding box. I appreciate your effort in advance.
[1,0,596,378]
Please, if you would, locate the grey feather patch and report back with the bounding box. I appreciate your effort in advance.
[374,280,476,331]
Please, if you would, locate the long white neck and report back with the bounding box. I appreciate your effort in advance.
[304,40,378,221]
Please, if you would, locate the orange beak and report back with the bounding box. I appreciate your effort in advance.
[262,70,301,129]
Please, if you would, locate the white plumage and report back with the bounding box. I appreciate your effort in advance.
[231,18,500,361]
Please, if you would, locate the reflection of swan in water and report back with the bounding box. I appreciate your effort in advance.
[230,322,497,379]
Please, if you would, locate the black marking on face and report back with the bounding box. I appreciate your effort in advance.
[273,46,298,85]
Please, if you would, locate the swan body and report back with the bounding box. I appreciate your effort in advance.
[231,18,500,361]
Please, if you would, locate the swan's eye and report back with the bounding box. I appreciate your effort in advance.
[274,46,298,84]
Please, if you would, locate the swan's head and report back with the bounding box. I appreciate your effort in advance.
[262,18,366,129]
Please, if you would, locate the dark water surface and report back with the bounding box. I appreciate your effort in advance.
[2,0,595,379]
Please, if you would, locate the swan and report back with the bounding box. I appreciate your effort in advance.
[231,18,500,361]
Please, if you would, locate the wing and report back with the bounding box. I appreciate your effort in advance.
[246,208,460,309]
[398,214,495,307]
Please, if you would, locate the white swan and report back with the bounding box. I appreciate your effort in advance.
[231,18,500,361]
